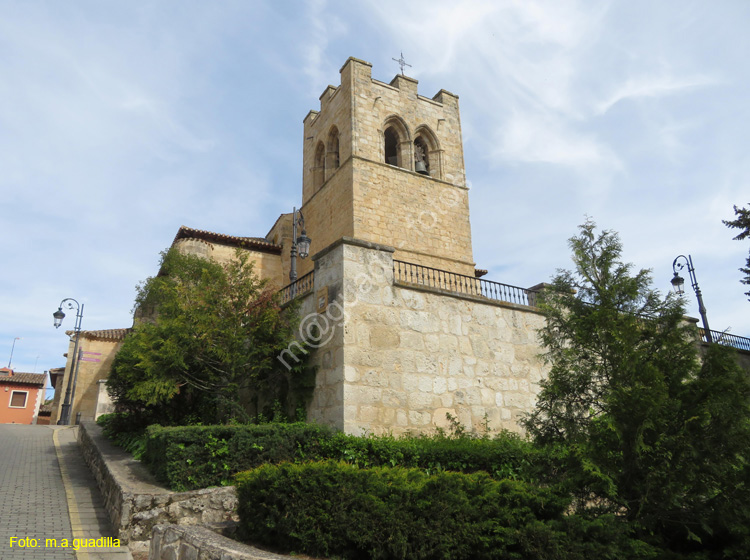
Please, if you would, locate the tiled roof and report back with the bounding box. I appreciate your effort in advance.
[0,372,46,387]
[64,328,132,341]
[173,226,282,254]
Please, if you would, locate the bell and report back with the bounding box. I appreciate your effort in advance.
[415,160,428,175]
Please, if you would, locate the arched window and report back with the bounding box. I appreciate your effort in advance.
[313,141,325,189]
[384,126,399,166]
[413,126,441,179]
[414,136,430,175]
[382,116,411,170]
[327,126,340,173]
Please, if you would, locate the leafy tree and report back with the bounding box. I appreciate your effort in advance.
[523,220,750,557]
[107,248,313,425]
[723,203,750,300]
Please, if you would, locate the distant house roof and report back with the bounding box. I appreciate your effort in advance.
[64,328,132,341]
[0,371,46,387]
[173,226,282,255]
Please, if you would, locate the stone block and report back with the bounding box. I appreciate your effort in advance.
[409,391,438,410]
[424,334,441,352]
[418,375,433,393]
[399,331,425,350]
[359,405,381,423]
[433,377,447,395]
[415,353,438,374]
[438,334,458,352]
[362,369,389,387]
[344,365,359,382]
[369,325,400,348]
[504,392,532,409]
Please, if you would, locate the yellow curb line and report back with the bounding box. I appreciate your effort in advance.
[53,427,89,560]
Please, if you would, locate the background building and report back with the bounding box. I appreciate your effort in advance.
[0,368,45,424]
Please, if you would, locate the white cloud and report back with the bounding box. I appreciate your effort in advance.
[594,74,717,116]
[493,110,620,170]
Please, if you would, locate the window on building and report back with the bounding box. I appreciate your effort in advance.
[414,136,430,175]
[413,126,441,179]
[327,127,340,171]
[9,391,27,408]
[384,126,399,166]
[313,141,326,189]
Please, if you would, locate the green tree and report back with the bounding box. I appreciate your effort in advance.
[723,203,750,300]
[107,248,313,425]
[523,220,750,557]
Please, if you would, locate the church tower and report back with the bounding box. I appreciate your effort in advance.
[295,57,475,277]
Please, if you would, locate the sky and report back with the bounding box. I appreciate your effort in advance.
[2,0,749,396]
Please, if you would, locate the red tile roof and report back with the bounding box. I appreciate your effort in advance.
[64,328,132,341]
[0,371,46,387]
[173,226,282,254]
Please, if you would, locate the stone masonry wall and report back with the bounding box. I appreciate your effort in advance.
[174,238,283,290]
[58,337,124,424]
[149,524,290,560]
[77,422,238,548]
[300,241,347,429]
[302,238,547,436]
[299,57,474,279]
[352,158,474,276]
[348,58,466,187]
[294,159,354,280]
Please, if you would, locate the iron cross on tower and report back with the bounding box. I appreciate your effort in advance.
[392,52,412,75]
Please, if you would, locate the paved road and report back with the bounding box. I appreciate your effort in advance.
[0,425,133,560]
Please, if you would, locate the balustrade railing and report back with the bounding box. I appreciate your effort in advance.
[393,260,538,307]
[279,271,314,305]
[278,263,750,352]
[700,329,750,352]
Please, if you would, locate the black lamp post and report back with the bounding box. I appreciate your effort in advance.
[671,255,712,344]
[289,207,312,285]
[53,298,84,424]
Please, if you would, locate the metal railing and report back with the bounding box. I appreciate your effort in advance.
[277,263,750,353]
[700,329,750,352]
[279,271,314,305]
[393,260,538,307]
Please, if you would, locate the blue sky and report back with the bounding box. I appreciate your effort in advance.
[2,1,749,394]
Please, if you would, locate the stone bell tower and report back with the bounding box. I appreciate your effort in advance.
[296,57,475,277]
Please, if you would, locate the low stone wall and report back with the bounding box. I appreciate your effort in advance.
[77,422,238,546]
[150,525,288,560]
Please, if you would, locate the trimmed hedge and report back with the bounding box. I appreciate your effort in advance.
[235,461,656,560]
[142,423,336,490]
[141,423,560,491]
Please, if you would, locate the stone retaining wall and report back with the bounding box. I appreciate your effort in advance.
[306,238,548,436]
[77,422,238,546]
[149,525,288,560]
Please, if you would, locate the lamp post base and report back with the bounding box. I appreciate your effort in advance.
[58,404,71,425]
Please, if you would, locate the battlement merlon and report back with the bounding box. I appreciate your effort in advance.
[305,57,460,125]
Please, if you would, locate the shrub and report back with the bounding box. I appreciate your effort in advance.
[141,423,335,490]
[96,412,149,460]
[140,422,560,491]
[235,461,655,560]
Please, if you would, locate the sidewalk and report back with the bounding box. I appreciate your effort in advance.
[0,425,134,560]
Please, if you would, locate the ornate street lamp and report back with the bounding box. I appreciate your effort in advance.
[671,255,712,344]
[289,207,312,283]
[52,298,84,424]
